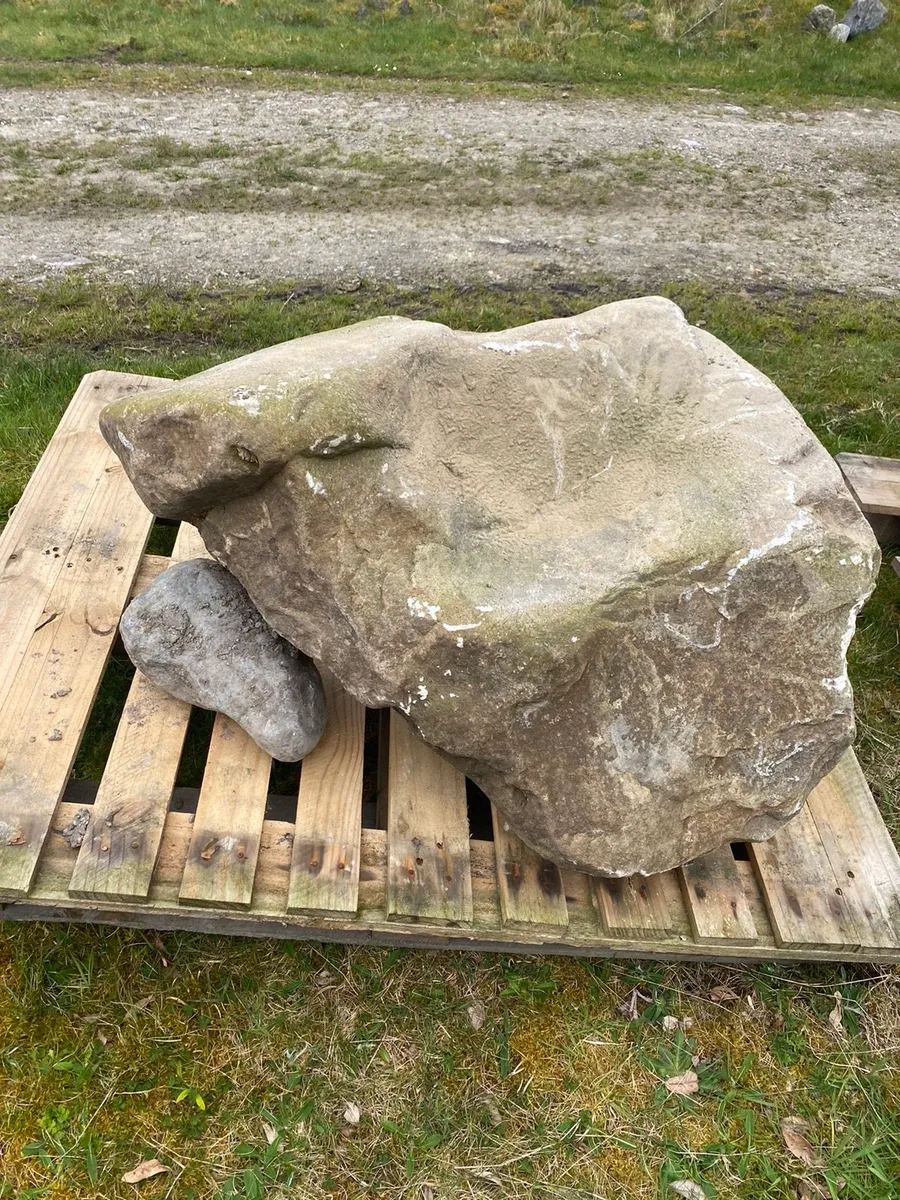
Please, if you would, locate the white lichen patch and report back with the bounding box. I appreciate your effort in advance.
[408,597,440,621]
[443,622,481,632]
[479,339,564,355]
[305,471,327,497]
[117,430,134,452]
[228,386,262,416]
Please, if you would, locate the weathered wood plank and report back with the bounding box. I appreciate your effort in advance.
[288,671,366,916]
[20,802,900,962]
[837,452,900,516]
[386,712,472,925]
[805,752,900,949]
[0,375,164,899]
[129,552,172,599]
[591,871,682,940]
[491,807,568,929]
[748,797,861,951]
[68,525,207,902]
[178,715,272,910]
[679,847,758,945]
[0,372,163,714]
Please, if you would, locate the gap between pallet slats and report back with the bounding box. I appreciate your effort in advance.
[0,373,166,900]
[68,524,207,902]
[288,670,366,916]
[386,712,473,925]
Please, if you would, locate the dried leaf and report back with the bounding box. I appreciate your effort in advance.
[419,1187,435,1200]
[781,1118,818,1166]
[343,1102,361,1126]
[665,1070,699,1097]
[468,1001,486,1030]
[828,992,844,1033]
[670,1182,706,1200]
[262,1121,278,1145]
[662,1015,694,1032]
[122,1159,168,1184]
[482,1093,502,1126]
[709,985,740,1003]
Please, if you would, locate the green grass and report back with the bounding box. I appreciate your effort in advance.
[0,279,898,1198]
[0,0,898,101]
[1,930,899,1199]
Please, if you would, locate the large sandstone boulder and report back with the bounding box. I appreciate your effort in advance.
[101,298,879,876]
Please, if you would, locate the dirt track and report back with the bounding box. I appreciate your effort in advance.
[1,86,898,292]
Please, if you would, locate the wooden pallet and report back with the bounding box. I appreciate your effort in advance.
[1,371,899,963]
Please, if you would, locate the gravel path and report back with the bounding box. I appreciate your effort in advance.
[1,87,898,292]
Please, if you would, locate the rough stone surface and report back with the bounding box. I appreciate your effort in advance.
[802,3,836,29]
[841,0,888,34]
[121,559,327,761]
[829,20,852,36]
[102,300,880,876]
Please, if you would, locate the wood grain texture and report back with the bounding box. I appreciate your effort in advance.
[68,525,207,902]
[288,671,366,916]
[491,806,568,929]
[178,715,271,910]
[679,847,758,945]
[0,374,165,899]
[805,751,900,950]
[386,712,472,925]
[748,798,860,951]
[21,801,900,962]
[591,871,682,939]
[0,372,163,713]
[837,452,900,516]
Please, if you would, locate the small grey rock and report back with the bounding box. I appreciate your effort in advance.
[622,4,648,18]
[829,20,851,37]
[802,3,835,29]
[841,0,888,34]
[60,807,91,849]
[121,558,326,761]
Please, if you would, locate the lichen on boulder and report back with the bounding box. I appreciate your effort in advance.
[101,298,879,876]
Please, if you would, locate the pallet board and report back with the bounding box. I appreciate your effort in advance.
[1,372,900,963]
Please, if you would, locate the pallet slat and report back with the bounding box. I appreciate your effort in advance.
[491,808,568,929]
[0,372,162,713]
[837,452,900,516]
[178,715,272,910]
[0,374,165,899]
[678,847,758,945]
[68,524,207,902]
[805,752,900,949]
[749,800,861,951]
[592,871,682,940]
[386,713,473,925]
[288,670,366,916]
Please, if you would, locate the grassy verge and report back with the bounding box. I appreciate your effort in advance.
[2,932,900,1200]
[0,0,898,102]
[0,279,898,1200]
